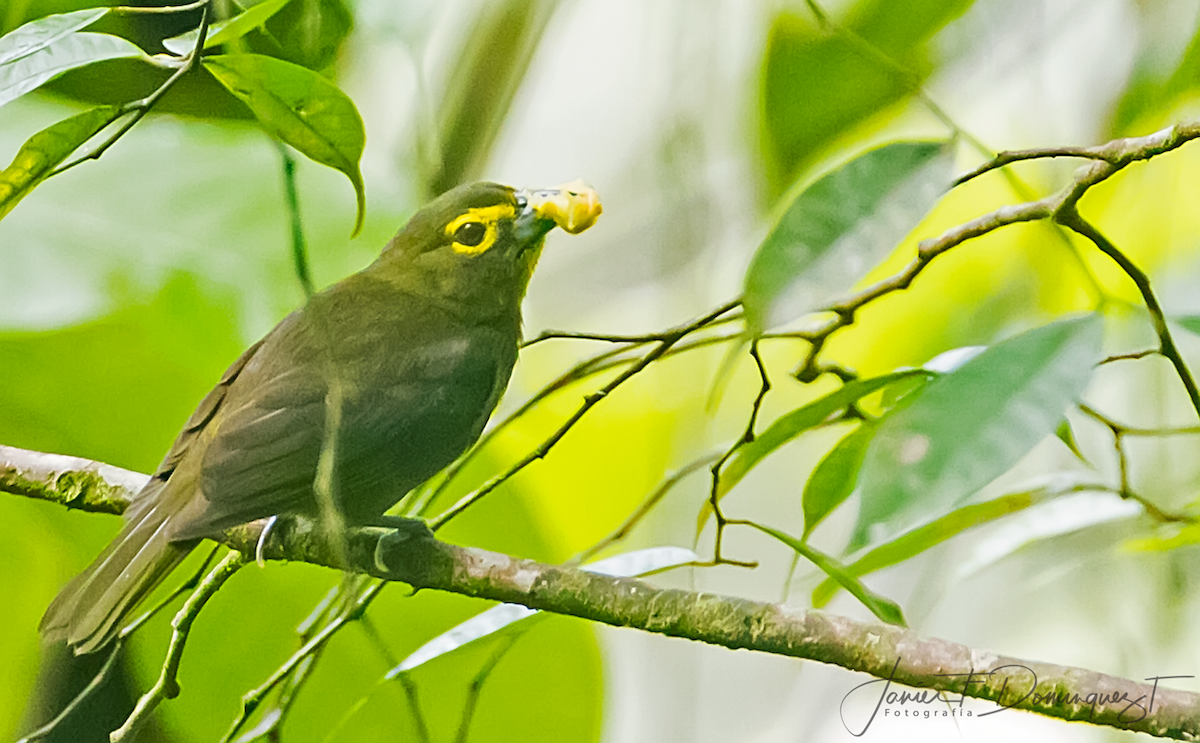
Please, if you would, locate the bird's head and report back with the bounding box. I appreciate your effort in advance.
[378,181,601,319]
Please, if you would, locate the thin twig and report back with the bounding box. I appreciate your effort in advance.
[702,341,770,568]
[111,550,246,742]
[16,643,125,743]
[411,310,743,515]
[219,580,385,743]
[109,0,208,13]
[1102,349,1159,365]
[453,629,528,743]
[574,453,721,564]
[1057,212,1200,421]
[53,1,213,176]
[277,143,314,298]
[427,300,742,530]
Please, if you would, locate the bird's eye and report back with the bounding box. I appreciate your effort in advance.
[454,221,487,247]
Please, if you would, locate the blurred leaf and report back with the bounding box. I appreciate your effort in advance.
[851,314,1104,550]
[388,547,697,675]
[747,520,905,625]
[812,473,1102,606]
[162,0,294,56]
[263,0,352,71]
[1054,418,1085,461]
[699,369,933,536]
[0,104,121,221]
[957,490,1138,578]
[803,421,876,538]
[424,0,557,196]
[743,140,953,333]
[759,1,973,195]
[388,603,540,678]
[203,53,365,235]
[1110,17,1200,133]
[0,8,144,108]
[1176,315,1200,337]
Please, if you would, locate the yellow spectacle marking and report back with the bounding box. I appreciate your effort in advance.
[445,204,516,255]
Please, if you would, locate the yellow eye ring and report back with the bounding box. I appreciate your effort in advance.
[444,204,515,254]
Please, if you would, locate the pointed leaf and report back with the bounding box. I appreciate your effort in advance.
[743,140,954,333]
[851,314,1104,550]
[162,0,294,56]
[203,53,365,235]
[699,369,933,536]
[387,547,698,675]
[803,421,876,537]
[746,520,905,626]
[0,9,144,108]
[812,472,1104,606]
[0,105,122,221]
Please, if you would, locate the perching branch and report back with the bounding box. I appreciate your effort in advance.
[6,445,1200,740]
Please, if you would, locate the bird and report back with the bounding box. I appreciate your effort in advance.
[40,180,602,654]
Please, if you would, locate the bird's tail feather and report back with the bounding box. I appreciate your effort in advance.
[40,501,198,654]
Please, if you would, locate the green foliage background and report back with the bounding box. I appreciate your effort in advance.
[5,0,1200,742]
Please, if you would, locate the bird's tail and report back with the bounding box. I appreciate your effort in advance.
[40,498,198,654]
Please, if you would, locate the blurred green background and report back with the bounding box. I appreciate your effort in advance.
[5,0,1200,741]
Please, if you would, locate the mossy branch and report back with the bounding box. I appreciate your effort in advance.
[5,444,1200,739]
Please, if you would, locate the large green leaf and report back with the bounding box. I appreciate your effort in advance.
[743,140,953,334]
[203,53,365,235]
[162,0,294,56]
[851,314,1104,550]
[0,105,121,221]
[0,8,143,108]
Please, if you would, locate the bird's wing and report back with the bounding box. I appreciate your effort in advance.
[169,325,508,538]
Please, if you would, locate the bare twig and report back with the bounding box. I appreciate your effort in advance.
[427,300,742,530]
[702,341,771,568]
[53,1,214,176]
[1056,211,1200,421]
[219,580,385,743]
[16,644,125,743]
[111,550,246,742]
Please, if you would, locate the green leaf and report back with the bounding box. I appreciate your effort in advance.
[162,0,294,56]
[699,369,932,536]
[759,1,975,195]
[812,473,1103,606]
[0,8,144,108]
[1055,418,1085,461]
[0,105,121,221]
[203,53,365,235]
[743,140,954,333]
[1176,315,1200,337]
[803,421,876,537]
[699,369,931,536]
[851,314,1104,550]
[746,521,905,626]
[387,547,698,675]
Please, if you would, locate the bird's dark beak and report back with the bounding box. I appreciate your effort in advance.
[514,180,602,245]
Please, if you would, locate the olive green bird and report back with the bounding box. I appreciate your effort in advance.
[41,180,601,654]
